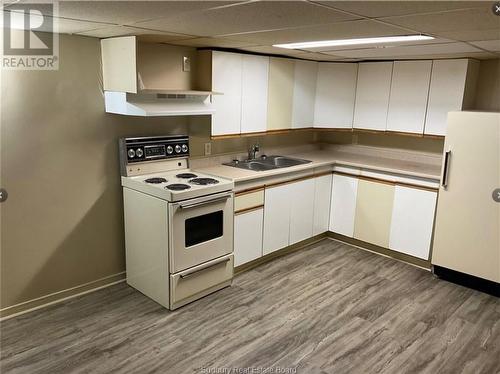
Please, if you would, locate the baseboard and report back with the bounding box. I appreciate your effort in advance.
[433,266,500,297]
[327,232,431,270]
[0,272,126,320]
[234,233,328,274]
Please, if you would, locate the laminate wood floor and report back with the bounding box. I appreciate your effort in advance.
[1,239,499,374]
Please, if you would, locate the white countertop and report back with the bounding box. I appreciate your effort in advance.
[193,149,442,184]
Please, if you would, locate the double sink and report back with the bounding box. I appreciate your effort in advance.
[223,155,311,172]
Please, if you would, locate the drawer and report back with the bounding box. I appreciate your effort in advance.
[170,254,233,309]
[234,189,264,212]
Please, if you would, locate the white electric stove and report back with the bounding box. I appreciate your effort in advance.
[120,135,234,310]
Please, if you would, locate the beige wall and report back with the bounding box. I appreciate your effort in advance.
[474,59,500,112]
[1,33,498,314]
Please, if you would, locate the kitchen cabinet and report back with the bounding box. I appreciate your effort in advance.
[263,183,291,254]
[292,60,318,129]
[289,178,315,244]
[314,63,358,129]
[241,54,269,134]
[234,208,264,266]
[424,59,479,136]
[354,179,394,248]
[313,174,333,235]
[267,57,295,131]
[329,174,358,237]
[353,62,393,131]
[389,186,437,260]
[211,51,242,136]
[386,60,432,134]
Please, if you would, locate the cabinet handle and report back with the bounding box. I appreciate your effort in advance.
[441,150,451,189]
[179,257,231,279]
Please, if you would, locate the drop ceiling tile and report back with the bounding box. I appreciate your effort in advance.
[76,26,193,40]
[44,1,244,25]
[322,42,482,58]
[225,19,409,45]
[168,37,258,48]
[381,7,500,35]
[368,51,499,60]
[289,51,347,61]
[238,45,314,57]
[312,1,490,18]
[132,1,360,37]
[469,40,500,52]
[433,28,500,42]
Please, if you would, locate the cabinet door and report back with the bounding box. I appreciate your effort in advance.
[353,62,393,131]
[329,174,358,237]
[234,208,264,266]
[292,60,317,129]
[267,58,294,130]
[241,55,269,134]
[263,184,291,254]
[424,59,470,136]
[387,60,432,134]
[313,174,332,235]
[211,51,242,136]
[354,179,394,248]
[389,186,437,260]
[289,178,315,244]
[314,63,358,129]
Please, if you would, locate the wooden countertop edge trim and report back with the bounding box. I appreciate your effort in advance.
[333,171,439,192]
[234,186,265,196]
[234,205,264,215]
[264,171,334,188]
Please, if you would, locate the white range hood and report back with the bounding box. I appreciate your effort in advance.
[104,90,216,117]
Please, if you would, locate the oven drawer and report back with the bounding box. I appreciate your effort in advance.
[169,254,233,309]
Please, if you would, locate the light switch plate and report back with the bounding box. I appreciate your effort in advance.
[183,56,191,72]
[204,143,212,156]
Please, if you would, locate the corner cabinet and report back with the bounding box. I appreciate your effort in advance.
[424,59,479,136]
[314,63,358,129]
[353,62,393,131]
[329,174,358,237]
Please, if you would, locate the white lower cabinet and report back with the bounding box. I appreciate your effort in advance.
[289,178,315,244]
[234,208,264,266]
[263,183,291,255]
[329,174,358,237]
[313,174,332,235]
[389,186,437,260]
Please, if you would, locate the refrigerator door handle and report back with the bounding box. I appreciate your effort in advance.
[441,150,452,189]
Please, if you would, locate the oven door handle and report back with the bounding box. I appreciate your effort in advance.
[177,192,232,210]
[179,256,231,279]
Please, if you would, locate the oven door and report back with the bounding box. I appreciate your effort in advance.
[169,191,234,273]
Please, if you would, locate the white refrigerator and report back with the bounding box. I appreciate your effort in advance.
[432,111,500,294]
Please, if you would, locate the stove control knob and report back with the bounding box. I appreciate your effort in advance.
[175,145,182,153]
[136,148,143,158]
[127,149,135,158]
[181,144,188,153]
[166,145,174,154]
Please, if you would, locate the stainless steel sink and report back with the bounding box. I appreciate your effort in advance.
[223,155,311,171]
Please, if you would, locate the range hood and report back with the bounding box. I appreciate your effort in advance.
[104,91,216,117]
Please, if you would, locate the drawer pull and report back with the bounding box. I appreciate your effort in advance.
[179,257,231,279]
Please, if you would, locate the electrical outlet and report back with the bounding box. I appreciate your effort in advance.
[204,142,212,156]
[183,56,191,72]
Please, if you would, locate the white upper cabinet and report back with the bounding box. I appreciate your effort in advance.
[211,51,242,136]
[386,60,432,134]
[267,58,295,131]
[314,63,358,129]
[353,62,393,131]
[241,54,269,134]
[424,59,479,136]
[389,186,437,260]
[292,60,318,129]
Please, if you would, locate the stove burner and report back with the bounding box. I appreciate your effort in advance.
[189,178,219,185]
[166,184,191,191]
[145,177,167,184]
[176,173,198,179]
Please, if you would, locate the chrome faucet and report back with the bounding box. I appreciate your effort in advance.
[248,144,260,160]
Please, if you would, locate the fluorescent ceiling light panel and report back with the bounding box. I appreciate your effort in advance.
[273,35,434,49]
